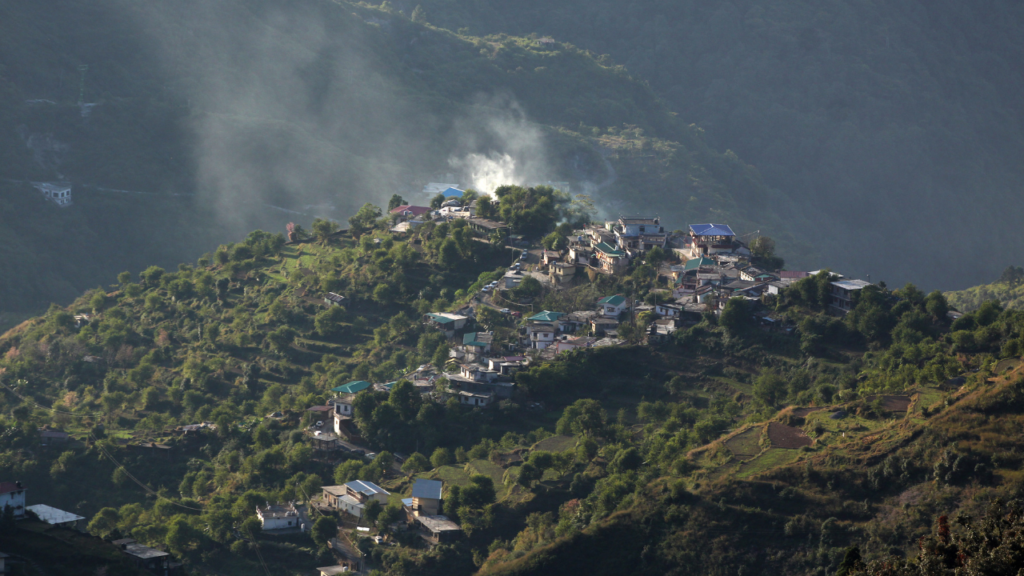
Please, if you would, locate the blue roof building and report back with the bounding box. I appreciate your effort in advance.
[689,223,736,237]
[441,187,464,198]
[412,479,443,500]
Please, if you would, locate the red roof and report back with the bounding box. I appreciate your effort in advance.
[0,481,22,494]
[389,205,431,216]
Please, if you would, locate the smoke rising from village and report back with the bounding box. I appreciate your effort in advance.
[446,95,550,195]
[125,1,558,235]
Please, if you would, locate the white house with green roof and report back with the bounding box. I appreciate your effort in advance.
[527,310,566,323]
[597,294,629,318]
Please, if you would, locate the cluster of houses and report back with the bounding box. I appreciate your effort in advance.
[388,187,509,237]
[312,478,461,546]
[1,480,183,575]
[302,218,875,419]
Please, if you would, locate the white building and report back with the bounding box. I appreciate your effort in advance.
[256,501,303,531]
[31,182,72,207]
[322,480,389,518]
[0,481,26,518]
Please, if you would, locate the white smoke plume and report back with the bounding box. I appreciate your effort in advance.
[447,94,551,195]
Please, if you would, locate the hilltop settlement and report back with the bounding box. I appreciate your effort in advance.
[2,184,1017,576]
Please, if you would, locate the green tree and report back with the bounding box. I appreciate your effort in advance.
[311,516,337,549]
[512,275,542,299]
[267,327,297,352]
[432,342,450,369]
[117,271,132,286]
[438,238,461,269]
[377,503,401,530]
[541,231,567,251]
[516,462,542,487]
[387,194,406,211]
[349,203,383,236]
[556,399,606,437]
[364,499,383,525]
[87,507,120,538]
[753,370,787,406]
[165,517,201,558]
[139,266,165,285]
[430,447,453,468]
[430,193,446,209]
[315,306,347,337]
[401,452,429,474]
[719,298,752,335]
[750,236,775,259]
[311,218,339,244]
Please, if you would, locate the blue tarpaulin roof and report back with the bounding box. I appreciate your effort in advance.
[441,187,464,198]
[689,223,736,237]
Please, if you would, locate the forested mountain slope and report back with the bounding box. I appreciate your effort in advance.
[0,0,795,314]
[413,0,1024,289]
[2,199,1024,575]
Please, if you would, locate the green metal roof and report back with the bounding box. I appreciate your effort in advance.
[598,295,626,307]
[595,242,625,257]
[527,310,566,322]
[331,380,372,394]
[683,256,715,272]
[462,332,490,346]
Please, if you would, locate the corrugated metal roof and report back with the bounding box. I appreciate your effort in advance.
[527,311,565,322]
[412,479,443,500]
[598,295,626,306]
[345,480,389,496]
[26,504,84,525]
[689,223,736,237]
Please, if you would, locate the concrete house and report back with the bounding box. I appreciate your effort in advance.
[256,502,303,531]
[689,224,738,257]
[462,332,494,359]
[32,182,72,207]
[613,217,667,252]
[324,292,346,307]
[390,205,431,221]
[113,539,178,576]
[654,302,683,318]
[527,323,557,349]
[423,313,468,338]
[0,481,26,519]
[597,295,629,318]
[594,242,628,274]
[323,480,389,518]
[830,279,872,314]
[405,479,443,517]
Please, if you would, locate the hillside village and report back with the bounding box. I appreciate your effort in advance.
[0,183,1002,576]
